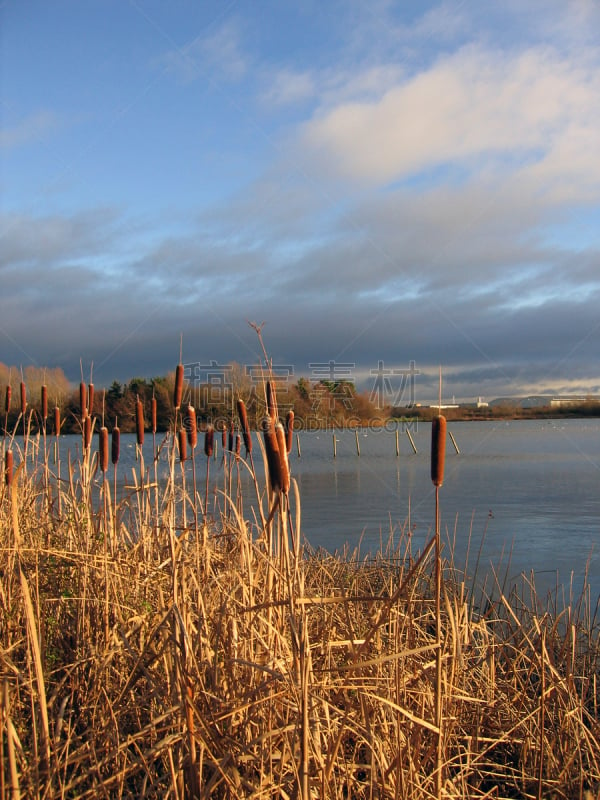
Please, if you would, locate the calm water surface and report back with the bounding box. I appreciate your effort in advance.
[57,419,600,600]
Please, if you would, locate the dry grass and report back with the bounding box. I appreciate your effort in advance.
[1,410,599,799]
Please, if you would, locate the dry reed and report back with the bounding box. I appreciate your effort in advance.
[1,388,599,800]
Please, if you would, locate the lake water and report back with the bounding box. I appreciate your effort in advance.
[287,419,600,603]
[49,419,600,602]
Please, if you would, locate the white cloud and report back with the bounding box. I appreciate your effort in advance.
[302,44,600,194]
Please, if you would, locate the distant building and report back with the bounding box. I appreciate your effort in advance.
[550,396,597,407]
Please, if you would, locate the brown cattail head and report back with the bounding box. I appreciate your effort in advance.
[431,415,447,488]
[54,406,61,436]
[235,433,241,460]
[221,423,227,450]
[204,424,214,458]
[266,380,277,420]
[136,398,145,446]
[111,425,120,465]
[174,364,184,410]
[4,385,11,415]
[87,383,95,416]
[151,395,157,434]
[262,415,281,492]
[99,426,109,473]
[84,414,92,450]
[186,404,197,449]
[20,381,26,416]
[178,428,187,462]
[237,398,252,455]
[275,422,291,494]
[41,385,48,420]
[5,450,13,487]
[285,410,294,455]
[79,381,87,420]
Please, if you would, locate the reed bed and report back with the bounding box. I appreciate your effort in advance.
[1,394,599,799]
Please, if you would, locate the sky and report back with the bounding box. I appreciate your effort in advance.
[1,0,600,405]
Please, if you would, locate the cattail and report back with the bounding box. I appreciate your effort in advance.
[262,415,281,492]
[431,415,447,488]
[285,410,294,455]
[173,364,184,410]
[5,450,13,486]
[266,380,277,420]
[41,385,48,420]
[20,381,26,416]
[4,385,11,414]
[204,424,214,458]
[54,406,61,436]
[87,383,95,416]
[111,424,120,465]
[228,421,234,453]
[275,422,290,494]
[237,398,252,456]
[84,414,92,450]
[136,398,145,446]
[235,433,241,460]
[79,381,87,419]
[98,426,109,473]
[151,395,157,434]
[221,423,227,451]
[186,404,197,449]
[178,428,187,462]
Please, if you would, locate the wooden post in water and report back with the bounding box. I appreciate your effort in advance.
[395,429,399,457]
[406,428,418,454]
[355,429,360,456]
[332,432,337,458]
[296,433,301,458]
[449,431,460,454]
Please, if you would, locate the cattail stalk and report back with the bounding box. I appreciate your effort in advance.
[263,415,281,494]
[79,381,87,420]
[99,426,109,473]
[136,398,145,447]
[84,415,92,450]
[110,424,119,466]
[174,364,184,410]
[111,422,120,542]
[237,398,252,456]
[204,425,214,523]
[285,410,294,455]
[186,406,199,536]
[5,450,13,487]
[275,422,290,495]
[186,405,197,450]
[266,380,277,420]
[431,413,447,799]
[431,415,446,488]
[178,429,187,463]
[41,385,48,421]
[151,395,157,435]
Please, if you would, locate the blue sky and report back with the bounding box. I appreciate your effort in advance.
[2,0,600,403]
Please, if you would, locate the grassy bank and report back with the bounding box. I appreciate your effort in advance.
[1,397,599,798]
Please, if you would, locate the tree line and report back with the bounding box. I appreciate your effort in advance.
[0,363,382,435]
